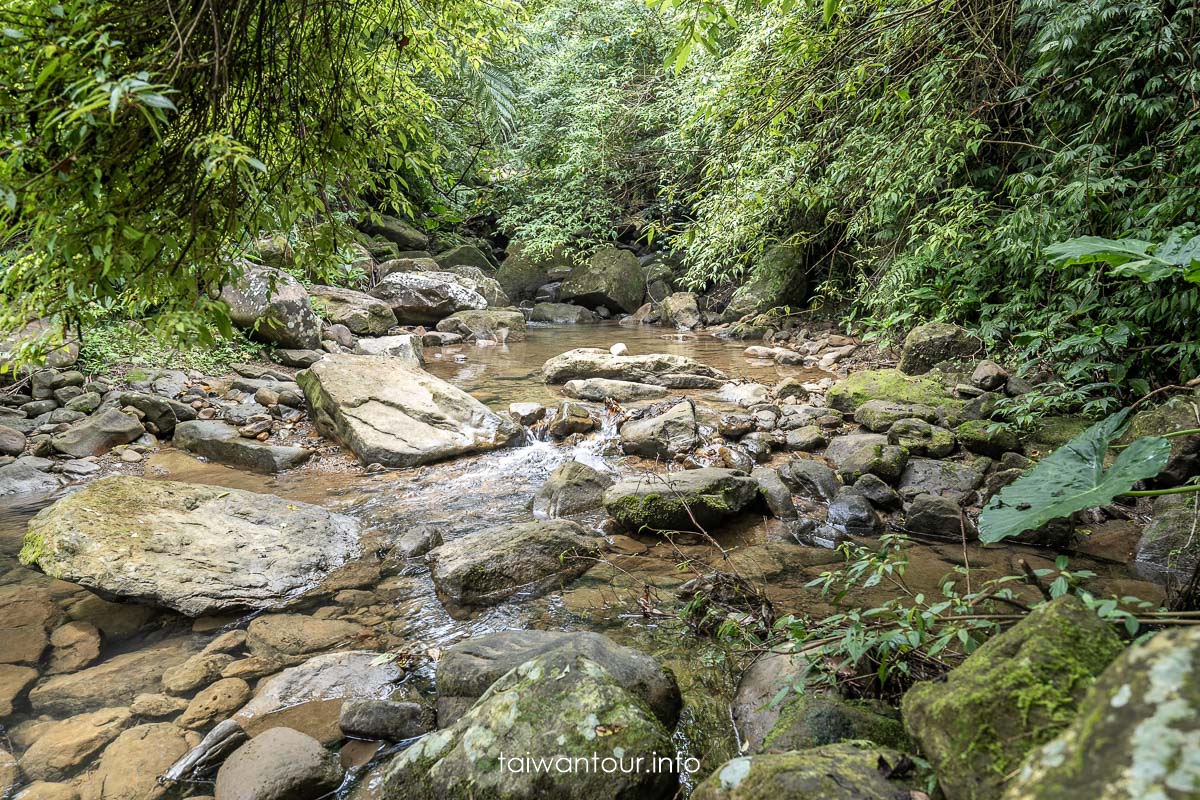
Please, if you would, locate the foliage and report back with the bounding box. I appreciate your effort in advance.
[1047,234,1200,287]
[77,318,261,376]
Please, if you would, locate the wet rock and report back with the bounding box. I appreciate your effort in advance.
[130,692,190,718]
[297,354,520,467]
[309,284,398,335]
[559,247,645,314]
[0,424,26,456]
[22,476,360,617]
[64,593,155,641]
[370,271,487,325]
[852,474,902,511]
[221,263,322,349]
[898,457,985,502]
[784,425,826,452]
[435,630,681,728]
[246,614,368,666]
[1003,626,1200,800]
[620,400,699,459]
[215,726,343,800]
[428,520,602,609]
[367,650,676,800]
[0,461,64,500]
[234,651,403,743]
[0,623,47,665]
[902,596,1123,800]
[163,652,237,695]
[0,664,38,716]
[1132,491,1199,584]
[90,722,193,799]
[339,699,429,741]
[905,493,975,537]
[898,322,982,375]
[546,401,596,437]
[751,467,798,519]
[853,399,937,432]
[604,468,760,532]
[528,302,597,324]
[0,747,16,796]
[177,678,252,730]
[50,408,144,458]
[956,419,1022,457]
[887,417,956,457]
[543,348,726,388]
[1125,393,1200,488]
[823,433,887,468]
[837,443,909,485]
[19,707,132,782]
[761,692,910,753]
[533,461,615,518]
[971,359,1009,391]
[777,458,840,502]
[352,334,425,364]
[822,490,880,537]
[712,382,772,407]
[663,292,703,330]
[691,742,919,800]
[562,378,668,402]
[435,308,527,342]
[12,784,79,800]
[390,525,444,559]
[45,621,101,675]
[827,368,956,413]
[173,420,313,473]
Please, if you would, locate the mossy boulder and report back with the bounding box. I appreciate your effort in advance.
[837,443,909,485]
[496,242,574,301]
[436,244,496,273]
[1002,626,1200,800]
[363,650,677,800]
[888,418,956,458]
[956,419,1023,458]
[898,323,983,375]
[690,742,920,800]
[725,244,808,320]
[560,247,645,314]
[360,214,430,250]
[827,369,957,414]
[854,400,938,432]
[901,596,1124,800]
[1126,393,1200,488]
[619,400,699,459]
[762,693,911,753]
[604,468,760,533]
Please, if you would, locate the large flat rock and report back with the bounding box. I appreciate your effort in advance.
[297,354,520,467]
[543,348,726,388]
[19,476,360,617]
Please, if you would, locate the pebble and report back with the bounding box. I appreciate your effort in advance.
[119,449,143,463]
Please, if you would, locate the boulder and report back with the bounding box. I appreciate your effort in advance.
[365,650,676,800]
[544,348,726,388]
[297,354,520,467]
[90,723,193,799]
[1003,626,1200,800]
[0,664,38,716]
[827,368,955,413]
[905,493,975,537]
[1132,491,1199,584]
[0,424,25,456]
[824,433,888,467]
[376,256,438,278]
[835,443,909,485]
[562,378,668,402]
[604,468,760,532]
[435,630,681,728]
[559,247,645,314]
[0,319,80,371]
[902,596,1123,800]
[220,263,322,349]
[428,520,602,609]
[18,708,132,782]
[177,678,252,729]
[528,303,598,324]
[853,399,937,432]
[898,322,982,375]
[778,458,840,502]
[823,490,881,538]
[46,621,102,675]
[435,308,527,342]
[898,457,985,502]
[691,742,919,800]
[887,418,956,458]
[663,292,703,330]
[1126,393,1200,488]
[751,467,798,519]
[352,334,425,364]
[50,408,144,458]
[495,242,573,301]
[533,461,615,518]
[359,214,429,250]
[369,272,487,324]
[620,400,699,459]
[20,476,360,617]
[971,360,1009,391]
[723,243,808,319]
[0,462,63,502]
[760,693,910,753]
[308,285,398,335]
[162,652,237,694]
[435,244,495,273]
[114,391,196,436]
[173,420,312,473]
[435,264,510,307]
[215,727,343,800]
[956,419,1022,457]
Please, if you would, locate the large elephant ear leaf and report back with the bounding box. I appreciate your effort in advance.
[978,409,1171,544]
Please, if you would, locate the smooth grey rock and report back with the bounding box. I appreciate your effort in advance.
[544,348,726,388]
[339,699,429,741]
[777,458,840,502]
[529,302,597,324]
[603,468,760,532]
[215,727,343,800]
[352,334,424,365]
[562,378,668,402]
[309,284,398,336]
[620,400,699,459]
[370,271,487,325]
[50,408,144,458]
[533,461,615,519]
[435,308,527,342]
[559,247,644,314]
[173,420,312,473]
[752,467,798,519]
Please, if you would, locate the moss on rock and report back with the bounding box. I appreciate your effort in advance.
[827,369,959,414]
[761,693,911,753]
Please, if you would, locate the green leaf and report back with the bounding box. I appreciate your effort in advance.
[978,409,1171,544]
[822,0,840,25]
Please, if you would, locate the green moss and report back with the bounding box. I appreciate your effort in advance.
[828,369,959,413]
[762,694,911,753]
[611,490,739,533]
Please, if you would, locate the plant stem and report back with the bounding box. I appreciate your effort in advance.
[1122,484,1200,497]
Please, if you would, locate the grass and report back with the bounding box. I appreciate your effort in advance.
[78,319,264,378]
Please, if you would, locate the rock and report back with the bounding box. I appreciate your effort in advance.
[543,348,726,388]
[370,272,487,324]
[852,474,902,511]
[691,742,919,800]
[275,349,324,368]
[360,214,429,250]
[827,368,956,413]
[971,360,1009,391]
[352,334,425,364]
[604,468,760,532]
[887,417,956,457]
[1125,393,1200,488]
[435,244,494,273]
[27,637,196,716]
[220,263,322,349]
[528,302,597,324]
[898,457,985,502]
[436,264,511,307]
[366,650,676,800]
[562,378,668,403]
[163,652,237,694]
[533,461,615,518]
[234,651,403,743]
[246,614,368,666]
[21,476,360,617]
[436,630,681,728]
[46,621,102,675]
[785,425,827,451]
[559,247,644,314]
[777,458,840,502]
[822,489,881,538]
[723,244,808,319]
[836,442,909,485]
[19,708,132,782]
[853,399,938,432]
[62,391,100,414]
[12,784,80,800]
[297,354,520,467]
[0,664,38,716]
[376,255,438,278]
[761,692,910,753]
[221,656,283,681]
[545,401,594,437]
[50,408,144,458]
[173,420,312,473]
[0,461,64,500]
[620,400,699,459]
[956,419,1022,457]
[824,433,888,467]
[663,292,703,329]
[428,520,602,609]
[177,678,252,729]
[0,424,25,456]
[905,493,975,537]
[251,233,295,269]
[309,284,398,335]
[902,596,1123,800]
[116,391,197,437]
[712,382,772,407]
[0,623,47,665]
[496,242,573,301]
[1003,626,1200,800]
[898,322,983,375]
[435,308,527,342]
[751,467,798,519]
[339,699,429,741]
[90,722,193,799]
[215,726,343,800]
[0,748,16,796]
[130,692,189,718]
[63,593,155,641]
[1132,491,1200,584]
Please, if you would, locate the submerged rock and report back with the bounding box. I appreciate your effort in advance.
[215,727,343,800]
[89,722,193,799]
[604,468,760,532]
[544,348,726,388]
[18,708,132,783]
[309,284,398,336]
[902,596,1123,800]
[173,420,312,473]
[297,354,520,467]
[691,742,919,800]
[20,476,360,617]
[220,263,322,350]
